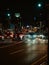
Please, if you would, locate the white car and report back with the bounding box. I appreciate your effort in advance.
[22,32,48,44]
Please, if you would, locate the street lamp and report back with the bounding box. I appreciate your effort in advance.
[38,3,42,7]
[15,13,20,18]
[7,13,10,16]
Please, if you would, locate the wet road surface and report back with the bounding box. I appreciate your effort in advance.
[0,41,48,65]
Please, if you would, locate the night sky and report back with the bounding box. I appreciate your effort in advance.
[0,0,49,25]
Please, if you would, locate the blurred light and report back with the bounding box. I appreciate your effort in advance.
[10,32,14,38]
[15,13,20,17]
[22,26,24,29]
[32,39,39,44]
[27,25,29,28]
[19,34,24,40]
[10,34,13,38]
[39,35,45,38]
[28,30,32,32]
[38,3,42,7]
[7,13,10,16]
[34,27,37,28]
[2,36,4,40]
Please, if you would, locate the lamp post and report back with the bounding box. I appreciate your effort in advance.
[15,13,22,28]
[37,3,43,33]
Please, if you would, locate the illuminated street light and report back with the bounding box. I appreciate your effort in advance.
[15,13,20,17]
[35,2,43,9]
[7,13,10,16]
[38,3,42,7]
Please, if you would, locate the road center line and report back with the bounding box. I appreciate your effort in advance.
[10,49,25,54]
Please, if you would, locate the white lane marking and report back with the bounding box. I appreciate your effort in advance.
[10,49,25,54]
[31,54,47,65]
[0,41,23,48]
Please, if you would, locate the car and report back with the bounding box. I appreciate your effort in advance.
[4,30,14,39]
[13,32,21,41]
[36,34,48,44]
[22,32,37,43]
[22,32,48,44]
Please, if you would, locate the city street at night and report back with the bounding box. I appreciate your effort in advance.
[0,0,48,65]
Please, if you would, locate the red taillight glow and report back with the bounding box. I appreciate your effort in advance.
[10,34,13,38]
[10,32,14,38]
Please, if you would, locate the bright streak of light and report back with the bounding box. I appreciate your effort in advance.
[10,35,13,38]
[2,36,4,39]
[15,13,20,17]
[19,34,24,40]
[10,32,14,38]
[26,25,29,28]
[33,35,37,38]
[8,13,10,16]
[39,35,45,38]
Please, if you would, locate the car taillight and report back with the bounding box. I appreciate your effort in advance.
[19,34,24,40]
[10,34,13,38]
[10,33,14,38]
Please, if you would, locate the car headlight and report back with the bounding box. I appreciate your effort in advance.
[39,35,45,38]
[33,35,37,38]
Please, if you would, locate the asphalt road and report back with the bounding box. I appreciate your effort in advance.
[0,41,48,65]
